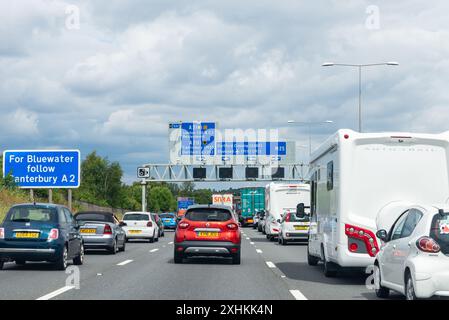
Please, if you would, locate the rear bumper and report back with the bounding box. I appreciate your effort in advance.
[81,235,114,248]
[0,241,62,262]
[175,241,240,257]
[283,232,309,241]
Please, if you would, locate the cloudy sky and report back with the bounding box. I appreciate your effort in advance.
[1,1,449,183]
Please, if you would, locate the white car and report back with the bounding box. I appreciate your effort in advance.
[121,212,159,243]
[265,213,281,241]
[278,210,310,245]
[374,205,449,300]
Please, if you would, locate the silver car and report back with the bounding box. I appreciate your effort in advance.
[74,211,126,254]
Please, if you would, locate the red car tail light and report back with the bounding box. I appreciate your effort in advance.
[227,223,238,230]
[285,213,291,222]
[0,228,4,239]
[417,237,441,253]
[178,222,189,229]
[147,221,153,227]
[345,224,379,257]
[103,225,112,235]
[48,228,59,240]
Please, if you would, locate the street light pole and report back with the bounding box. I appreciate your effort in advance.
[322,61,398,132]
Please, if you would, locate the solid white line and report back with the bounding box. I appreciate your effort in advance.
[256,249,263,253]
[36,286,75,300]
[290,289,308,300]
[117,259,133,266]
[266,261,276,268]
[150,248,159,253]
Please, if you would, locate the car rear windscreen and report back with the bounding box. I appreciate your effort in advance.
[430,213,449,255]
[6,206,57,223]
[159,213,175,219]
[123,214,149,221]
[75,213,114,223]
[185,208,232,222]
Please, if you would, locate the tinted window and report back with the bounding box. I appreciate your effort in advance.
[430,213,449,255]
[185,208,232,222]
[159,214,175,219]
[390,211,408,241]
[64,209,74,224]
[59,210,67,223]
[327,161,334,191]
[400,209,423,238]
[75,212,114,223]
[123,214,150,221]
[6,206,57,223]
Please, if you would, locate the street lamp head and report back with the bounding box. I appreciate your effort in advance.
[322,62,334,67]
[386,61,399,66]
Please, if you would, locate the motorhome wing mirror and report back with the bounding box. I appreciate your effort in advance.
[296,203,306,219]
[376,229,388,242]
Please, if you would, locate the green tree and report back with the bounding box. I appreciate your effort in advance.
[148,186,175,212]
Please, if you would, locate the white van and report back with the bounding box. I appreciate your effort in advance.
[307,129,449,277]
[264,183,310,241]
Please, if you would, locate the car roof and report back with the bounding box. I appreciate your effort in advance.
[11,203,64,209]
[75,211,114,215]
[187,204,232,211]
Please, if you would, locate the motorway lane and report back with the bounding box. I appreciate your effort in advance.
[242,227,404,300]
[53,230,293,300]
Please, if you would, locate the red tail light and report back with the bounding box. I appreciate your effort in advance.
[345,224,379,257]
[0,228,5,239]
[178,222,189,229]
[417,237,440,253]
[227,223,238,230]
[103,225,112,235]
[147,221,153,227]
[48,228,59,240]
[285,213,291,222]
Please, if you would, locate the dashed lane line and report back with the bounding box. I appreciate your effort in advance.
[256,249,263,254]
[36,286,75,300]
[289,289,308,300]
[116,259,133,266]
[266,261,276,268]
[150,248,159,253]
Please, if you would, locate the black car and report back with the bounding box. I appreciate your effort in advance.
[0,203,84,270]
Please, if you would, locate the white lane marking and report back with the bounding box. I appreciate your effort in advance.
[36,286,75,300]
[150,248,159,253]
[281,275,286,278]
[250,242,255,245]
[266,261,276,268]
[290,289,308,300]
[117,259,133,266]
[256,249,263,254]
[246,237,250,240]
[168,242,174,245]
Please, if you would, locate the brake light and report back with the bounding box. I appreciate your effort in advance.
[48,228,59,240]
[345,224,379,257]
[178,222,189,229]
[147,221,153,227]
[417,237,440,253]
[285,213,291,222]
[103,225,112,235]
[227,223,238,230]
[0,228,4,239]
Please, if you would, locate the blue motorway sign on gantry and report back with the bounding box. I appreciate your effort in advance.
[216,141,287,156]
[180,122,215,156]
[3,150,81,188]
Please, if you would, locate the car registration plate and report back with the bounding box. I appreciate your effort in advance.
[15,232,39,239]
[80,228,96,234]
[247,219,254,223]
[198,231,219,237]
[294,225,309,231]
[129,230,142,234]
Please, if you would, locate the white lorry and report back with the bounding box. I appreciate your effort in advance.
[307,129,449,277]
[264,183,310,241]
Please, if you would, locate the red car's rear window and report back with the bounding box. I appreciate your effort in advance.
[185,208,232,222]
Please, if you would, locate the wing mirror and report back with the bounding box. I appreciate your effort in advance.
[119,221,127,227]
[376,229,388,242]
[277,219,281,223]
[296,203,306,219]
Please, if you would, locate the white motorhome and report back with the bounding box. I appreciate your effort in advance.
[307,129,449,277]
[264,182,310,240]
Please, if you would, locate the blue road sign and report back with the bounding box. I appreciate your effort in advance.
[180,122,215,156]
[216,141,287,156]
[3,150,80,188]
[177,197,195,210]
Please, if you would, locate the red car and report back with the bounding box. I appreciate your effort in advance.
[174,205,241,264]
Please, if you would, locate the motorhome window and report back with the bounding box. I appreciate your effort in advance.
[400,209,423,238]
[311,171,317,217]
[327,161,334,191]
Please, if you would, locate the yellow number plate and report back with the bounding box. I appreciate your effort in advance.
[15,232,39,239]
[294,226,309,231]
[198,231,219,237]
[247,220,254,223]
[129,230,142,234]
[80,229,96,234]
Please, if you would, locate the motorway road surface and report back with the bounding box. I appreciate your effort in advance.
[0,228,405,300]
